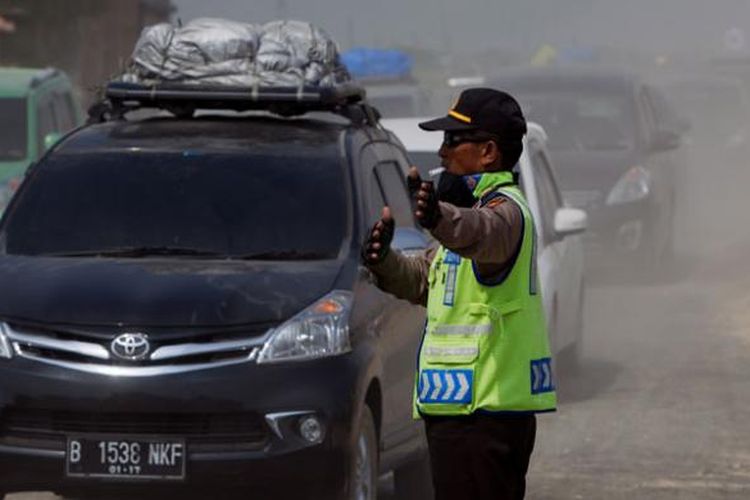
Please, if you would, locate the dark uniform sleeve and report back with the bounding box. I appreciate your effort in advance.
[365,244,437,307]
[430,197,523,280]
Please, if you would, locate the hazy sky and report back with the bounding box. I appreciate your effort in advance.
[172,0,750,59]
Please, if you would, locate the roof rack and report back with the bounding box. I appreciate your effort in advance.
[97,81,372,121]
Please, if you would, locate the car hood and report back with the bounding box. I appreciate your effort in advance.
[0,256,345,327]
[551,150,642,193]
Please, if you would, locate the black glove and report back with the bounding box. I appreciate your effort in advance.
[362,208,395,265]
[414,180,441,230]
[437,171,476,208]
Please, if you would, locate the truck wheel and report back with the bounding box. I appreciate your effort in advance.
[347,406,378,500]
[394,451,434,500]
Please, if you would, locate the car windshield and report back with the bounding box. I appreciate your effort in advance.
[1,150,349,259]
[0,98,28,161]
[518,90,636,151]
[667,83,749,138]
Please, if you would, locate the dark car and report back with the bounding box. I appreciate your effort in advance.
[488,67,687,271]
[653,71,750,169]
[0,84,432,499]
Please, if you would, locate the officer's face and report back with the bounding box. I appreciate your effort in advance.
[439,132,501,176]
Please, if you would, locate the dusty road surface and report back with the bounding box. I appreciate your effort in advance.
[526,145,750,500]
[528,252,750,499]
[9,149,750,500]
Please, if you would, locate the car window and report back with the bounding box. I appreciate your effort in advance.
[0,98,28,161]
[530,150,562,244]
[1,150,349,259]
[35,95,57,157]
[518,90,636,151]
[373,161,414,227]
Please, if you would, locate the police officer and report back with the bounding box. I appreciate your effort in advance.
[363,88,556,500]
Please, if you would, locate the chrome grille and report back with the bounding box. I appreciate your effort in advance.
[5,323,264,376]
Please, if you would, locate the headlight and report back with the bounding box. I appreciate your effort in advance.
[0,322,13,359]
[257,291,353,364]
[606,166,651,205]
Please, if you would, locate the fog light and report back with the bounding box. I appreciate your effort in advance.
[299,415,325,444]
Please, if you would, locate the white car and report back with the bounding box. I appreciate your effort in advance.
[382,117,588,367]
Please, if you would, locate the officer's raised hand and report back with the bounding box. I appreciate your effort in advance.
[362,206,395,265]
[407,166,422,199]
[409,167,441,230]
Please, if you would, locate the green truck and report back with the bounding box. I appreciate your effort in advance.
[0,67,83,210]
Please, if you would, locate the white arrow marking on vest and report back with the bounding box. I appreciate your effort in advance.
[441,372,456,400]
[455,373,470,400]
[542,362,551,390]
[430,372,443,400]
[419,372,430,401]
[532,364,542,391]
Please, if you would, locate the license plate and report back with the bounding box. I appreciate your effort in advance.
[66,435,186,480]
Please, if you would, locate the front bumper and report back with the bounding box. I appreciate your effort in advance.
[0,350,368,497]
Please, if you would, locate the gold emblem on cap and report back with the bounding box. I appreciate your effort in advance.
[448,110,472,123]
[448,94,471,123]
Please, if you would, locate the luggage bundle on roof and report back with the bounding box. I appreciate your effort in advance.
[91,19,374,122]
[123,18,350,88]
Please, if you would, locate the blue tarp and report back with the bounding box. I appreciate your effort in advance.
[341,48,413,79]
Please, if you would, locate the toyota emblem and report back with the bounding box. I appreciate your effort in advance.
[111,333,150,361]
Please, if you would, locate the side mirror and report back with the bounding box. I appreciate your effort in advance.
[649,129,681,152]
[554,207,587,237]
[43,132,63,151]
[392,227,429,258]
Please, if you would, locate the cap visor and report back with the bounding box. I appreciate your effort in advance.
[418,115,477,131]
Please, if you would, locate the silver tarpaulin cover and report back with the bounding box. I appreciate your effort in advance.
[123,18,350,87]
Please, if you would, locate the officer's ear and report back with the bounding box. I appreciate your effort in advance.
[479,140,501,168]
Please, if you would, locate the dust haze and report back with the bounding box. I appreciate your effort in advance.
[3,0,750,498]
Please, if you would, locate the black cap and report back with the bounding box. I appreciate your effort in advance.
[419,88,527,140]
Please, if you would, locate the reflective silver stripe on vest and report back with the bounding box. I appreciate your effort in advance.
[432,324,492,336]
[423,345,479,358]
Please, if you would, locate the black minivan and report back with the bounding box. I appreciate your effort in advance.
[0,84,432,499]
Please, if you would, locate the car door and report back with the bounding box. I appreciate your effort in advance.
[644,85,686,211]
[528,143,577,353]
[638,87,674,222]
[364,143,427,448]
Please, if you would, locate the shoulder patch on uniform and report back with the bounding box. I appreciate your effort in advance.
[485,197,507,209]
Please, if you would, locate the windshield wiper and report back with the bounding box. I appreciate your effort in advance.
[44,246,227,258]
[233,250,330,261]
